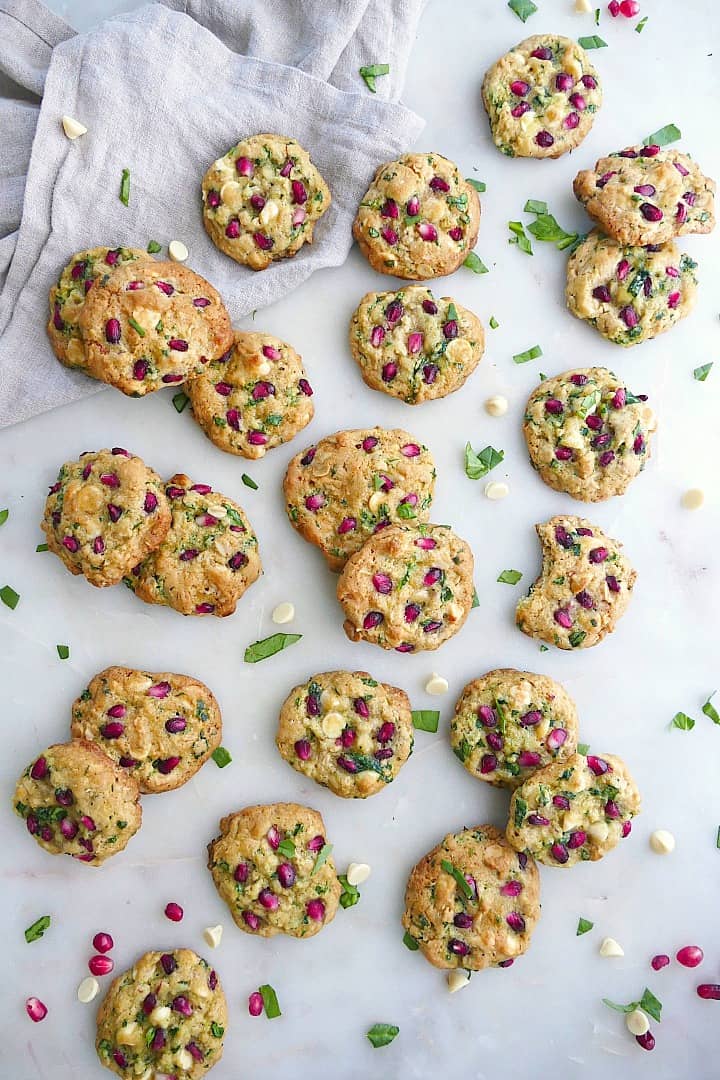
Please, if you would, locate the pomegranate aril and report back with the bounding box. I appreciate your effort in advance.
[88,954,114,976]
[676,944,703,968]
[651,953,670,971]
[92,932,114,954]
[636,1032,655,1051]
[26,997,47,1022]
[164,902,184,922]
[249,991,264,1016]
[697,984,720,1000]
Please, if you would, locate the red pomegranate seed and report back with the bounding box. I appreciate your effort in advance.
[677,945,704,968]
[164,902,184,922]
[248,991,264,1016]
[88,954,114,976]
[26,997,48,1022]
[619,0,640,14]
[651,953,670,971]
[92,932,114,954]
[636,1031,655,1051]
[697,984,720,1000]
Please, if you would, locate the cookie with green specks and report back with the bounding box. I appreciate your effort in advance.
[207,803,341,938]
[276,670,413,798]
[506,752,641,867]
[352,152,481,279]
[349,286,485,404]
[566,230,698,346]
[523,367,656,501]
[48,246,147,370]
[95,948,226,1079]
[337,523,474,653]
[79,260,233,395]
[71,666,222,794]
[42,447,171,588]
[516,515,636,650]
[283,428,436,571]
[402,824,541,970]
[201,133,330,270]
[451,669,578,789]
[573,145,716,247]
[13,739,142,865]
[128,473,261,617]
[187,330,314,459]
[482,34,602,159]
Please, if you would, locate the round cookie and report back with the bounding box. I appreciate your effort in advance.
[451,669,578,789]
[276,670,414,798]
[201,133,330,271]
[79,260,233,395]
[352,152,481,279]
[349,286,485,404]
[566,229,698,346]
[516,515,636,651]
[573,145,716,246]
[128,473,261,617]
[283,428,436,571]
[95,948,226,1079]
[13,739,142,865]
[401,825,541,970]
[42,448,171,588]
[523,367,656,502]
[48,246,147,370]
[207,803,341,939]
[482,34,602,159]
[506,752,641,867]
[337,523,474,653]
[71,666,222,794]
[186,330,314,459]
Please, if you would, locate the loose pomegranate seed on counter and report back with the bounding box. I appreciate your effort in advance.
[651,954,670,971]
[88,955,114,976]
[697,985,720,1000]
[676,945,704,968]
[248,991,264,1017]
[636,1031,655,1051]
[164,902,184,922]
[92,932,113,953]
[25,997,47,1022]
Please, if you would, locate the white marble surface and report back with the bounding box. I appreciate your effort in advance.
[2,2,719,1078]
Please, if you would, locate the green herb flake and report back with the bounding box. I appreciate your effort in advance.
[25,915,51,943]
[524,199,548,215]
[1,585,20,610]
[576,917,593,936]
[212,746,232,768]
[694,362,713,382]
[489,316,499,329]
[359,63,390,93]
[635,15,648,32]
[339,875,361,909]
[464,443,504,480]
[210,1022,224,1038]
[146,240,162,254]
[127,315,146,338]
[643,123,681,147]
[244,633,302,663]
[508,220,533,255]
[259,984,281,1019]
[312,843,333,875]
[366,1023,399,1049]
[463,252,489,274]
[172,391,190,413]
[578,35,607,49]
[440,859,473,899]
[640,988,662,1023]
[702,692,720,725]
[671,711,695,731]
[602,997,637,1015]
[0,508,8,526]
[411,710,440,733]
[403,930,419,951]
[466,178,486,192]
[508,0,537,23]
[513,344,542,364]
[527,211,579,250]
[36,543,48,553]
[471,588,480,608]
[716,825,720,850]
[241,473,259,490]
[56,644,70,660]
[577,742,590,755]
[277,838,296,858]
[539,643,549,652]
[119,168,130,206]
[497,569,522,585]
[594,7,600,25]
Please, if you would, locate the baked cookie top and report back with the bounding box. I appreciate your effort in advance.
[506,752,641,867]
[187,330,314,459]
[283,428,436,571]
[201,133,330,270]
[402,824,541,970]
[13,739,142,866]
[349,286,485,404]
[71,666,222,794]
[482,34,601,159]
[352,152,481,279]
[95,948,226,1080]
[128,474,261,617]
[207,803,341,939]
[42,448,171,588]
[523,367,655,502]
[79,260,233,395]
[451,669,578,789]
[516,514,636,650]
[276,670,414,798]
[48,246,146,370]
[337,522,475,653]
[573,144,716,246]
[566,229,698,346]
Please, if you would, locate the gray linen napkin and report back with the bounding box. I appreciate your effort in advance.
[0,0,425,427]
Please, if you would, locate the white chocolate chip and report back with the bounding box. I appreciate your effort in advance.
[368,491,385,514]
[272,602,295,625]
[168,240,188,263]
[649,829,675,855]
[205,504,227,519]
[575,0,593,10]
[681,488,704,510]
[322,711,345,739]
[77,976,99,1003]
[62,115,87,140]
[485,395,508,417]
[116,1022,140,1045]
[425,673,449,696]
[447,969,471,993]
[220,180,242,205]
[484,481,509,501]
[320,691,342,713]
[626,1009,650,1036]
[149,1005,172,1025]
[203,924,223,949]
[175,1049,193,1071]
[587,821,609,843]
[599,937,624,959]
[255,360,272,376]
[346,862,371,886]
[259,200,279,226]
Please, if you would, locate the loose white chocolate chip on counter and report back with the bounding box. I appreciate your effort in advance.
[346,863,371,886]
[77,976,99,1003]
[62,116,87,140]
[574,0,593,11]
[485,395,508,417]
[681,488,704,510]
[447,969,471,993]
[484,481,509,501]
[272,602,295,625]
[168,240,189,263]
[626,1009,650,1037]
[203,924,223,949]
[649,829,675,855]
[599,937,624,959]
[425,673,449,696]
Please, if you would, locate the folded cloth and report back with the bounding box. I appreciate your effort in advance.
[0,0,425,427]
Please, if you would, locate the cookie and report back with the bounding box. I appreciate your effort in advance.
[573,145,716,246]
[79,260,233,395]
[523,367,656,501]
[283,428,436,571]
[506,752,641,867]
[352,152,480,279]
[186,330,314,459]
[201,133,330,270]
[48,246,147,370]
[128,474,261,617]
[276,671,413,798]
[42,448,171,588]
[95,949,226,1079]
[337,523,474,653]
[482,35,601,159]
[207,803,341,939]
[516,515,636,650]
[349,286,484,404]
[71,666,222,794]
[451,669,578,789]
[401,825,541,970]
[13,739,142,865]
[566,229,698,346]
